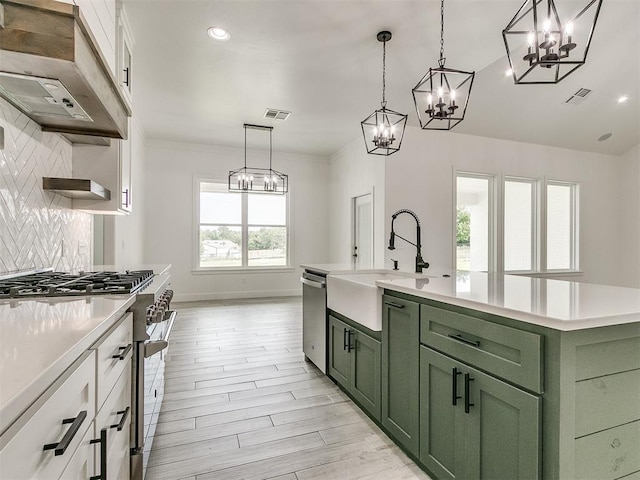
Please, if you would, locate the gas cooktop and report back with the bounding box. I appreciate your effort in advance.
[0,269,155,299]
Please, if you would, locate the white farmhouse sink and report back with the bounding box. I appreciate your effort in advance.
[327,270,421,331]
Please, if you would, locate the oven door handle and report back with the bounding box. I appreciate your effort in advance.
[144,310,176,358]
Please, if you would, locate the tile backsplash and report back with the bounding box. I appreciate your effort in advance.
[0,98,91,274]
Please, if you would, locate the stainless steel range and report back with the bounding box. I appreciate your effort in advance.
[0,267,175,480]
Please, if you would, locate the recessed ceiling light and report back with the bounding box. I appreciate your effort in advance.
[207,26,230,41]
[43,83,59,90]
[505,69,513,77]
[618,95,629,103]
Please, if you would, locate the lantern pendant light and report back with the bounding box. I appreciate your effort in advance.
[502,0,603,84]
[228,124,288,195]
[361,31,407,156]
[412,0,475,131]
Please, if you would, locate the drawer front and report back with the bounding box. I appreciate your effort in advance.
[0,351,96,480]
[95,362,132,480]
[420,305,543,393]
[94,312,133,410]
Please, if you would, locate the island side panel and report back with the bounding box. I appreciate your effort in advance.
[562,323,640,480]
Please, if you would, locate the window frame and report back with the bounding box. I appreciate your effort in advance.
[502,176,539,274]
[453,171,498,273]
[453,171,580,275]
[543,179,580,273]
[193,177,292,273]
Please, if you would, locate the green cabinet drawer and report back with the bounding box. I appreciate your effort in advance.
[420,304,543,393]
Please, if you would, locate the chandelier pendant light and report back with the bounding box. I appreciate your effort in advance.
[412,0,475,131]
[228,124,288,195]
[361,31,407,156]
[502,0,603,84]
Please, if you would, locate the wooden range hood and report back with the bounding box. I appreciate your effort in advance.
[0,0,130,144]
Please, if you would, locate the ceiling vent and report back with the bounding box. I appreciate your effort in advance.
[564,88,592,106]
[263,108,291,121]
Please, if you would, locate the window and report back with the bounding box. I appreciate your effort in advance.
[456,174,494,271]
[546,182,578,270]
[197,180,289,269]
[504,178,536,271]
[454,172,579,274]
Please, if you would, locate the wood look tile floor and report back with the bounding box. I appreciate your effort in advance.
[147,297,432,480]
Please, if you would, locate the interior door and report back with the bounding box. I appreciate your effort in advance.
[353,193,373,268]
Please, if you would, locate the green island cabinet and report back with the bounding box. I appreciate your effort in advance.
[378,290,640,480]
[328,313,381,421]
[381,295,420,456]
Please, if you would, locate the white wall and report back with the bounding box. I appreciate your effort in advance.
[142,141,329,301]
[328,137,386,267]
[617,144,640,287]
[327,126,638,287]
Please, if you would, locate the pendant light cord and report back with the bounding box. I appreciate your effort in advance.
[439,0,446,67]
[269,127,272,170]
[381,38,387,108]
[244,125,247,168]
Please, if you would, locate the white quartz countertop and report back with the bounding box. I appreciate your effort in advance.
[301,263,385,275]
[376,270,640,331]
[0,294,135,434]
[87,264,171,274]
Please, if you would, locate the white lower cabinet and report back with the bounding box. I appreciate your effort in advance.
[59,421,96,480]
[95,361,132,480]
[0,351,96,479]
[0,312,133,480]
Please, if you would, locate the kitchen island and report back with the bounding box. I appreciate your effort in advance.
[322,268,640,480]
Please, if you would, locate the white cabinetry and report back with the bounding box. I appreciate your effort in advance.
[0,313,133,480]
[116,5,134,111]
[91,313,133,480]
[72,120,133,214]
[0,351,96,479]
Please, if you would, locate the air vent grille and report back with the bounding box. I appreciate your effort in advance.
[564,88,592,106]
[264,108,291,121]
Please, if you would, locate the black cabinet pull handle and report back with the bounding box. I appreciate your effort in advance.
[112,343,132,360]
[464,373,475,413]
[43,410,87,456]
[343,328,348,351]
[347,330,353,353]
[111,406,130,431]
[90,428,108,480]
[448,333,480,348]
[452,367,462,406]
[385,301,405,309]
[123,67,130,87]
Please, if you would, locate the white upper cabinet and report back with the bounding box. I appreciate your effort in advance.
[71,119,133,214]
[116,4,135,111]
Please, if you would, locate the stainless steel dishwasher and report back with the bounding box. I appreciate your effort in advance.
[301,270,327,373]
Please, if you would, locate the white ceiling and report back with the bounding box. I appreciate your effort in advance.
[123,0,639,157]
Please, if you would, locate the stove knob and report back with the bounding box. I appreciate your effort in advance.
[146,306,156,325]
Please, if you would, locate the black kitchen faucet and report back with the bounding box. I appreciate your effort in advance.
[388,209,430,273]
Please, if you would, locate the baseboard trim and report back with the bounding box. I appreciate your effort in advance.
[173,289,302,303]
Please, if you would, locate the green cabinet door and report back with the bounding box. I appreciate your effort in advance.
[351,329,381,421]
[423,347,541,480]
[464,360,541,480]
[328,315,382,421]
[328,316,350,388]
[382,295,420,456]
[420,346,466,479]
